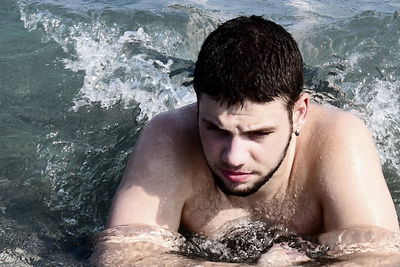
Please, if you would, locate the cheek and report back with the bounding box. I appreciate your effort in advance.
[250,143,271,164]
[252,134,289,162]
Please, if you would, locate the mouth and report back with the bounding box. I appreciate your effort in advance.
[220,169,252,183]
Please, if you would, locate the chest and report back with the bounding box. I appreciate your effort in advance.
[181,181,323,237]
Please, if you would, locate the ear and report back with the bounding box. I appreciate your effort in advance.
[292,93,309,134]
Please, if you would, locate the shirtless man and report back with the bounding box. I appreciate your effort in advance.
[103,16,399,264]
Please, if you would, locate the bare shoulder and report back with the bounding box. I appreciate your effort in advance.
[308,104,368,142]
[124,103,199,189]
[308,103,380,182]
[306,104,398,232]
[141,103,198,145]
[107,103,200,229]
[305,104,377,164]
[309,104,383,176]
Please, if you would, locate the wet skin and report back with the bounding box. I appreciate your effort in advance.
[107,93,399,247]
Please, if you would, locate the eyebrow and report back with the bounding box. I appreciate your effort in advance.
[200,118,276,133]
[245,127,276,134]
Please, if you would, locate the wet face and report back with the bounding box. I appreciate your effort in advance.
[198,95,293,197]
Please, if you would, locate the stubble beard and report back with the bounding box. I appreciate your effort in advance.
[209,124,293,197]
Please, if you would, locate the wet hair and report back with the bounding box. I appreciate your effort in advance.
[193,16,303,109]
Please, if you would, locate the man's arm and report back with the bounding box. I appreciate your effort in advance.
[316,112,399,245]
[107,111,192,230]
[92,111,198,265]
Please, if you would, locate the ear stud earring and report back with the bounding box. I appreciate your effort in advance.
[294,129,300,136]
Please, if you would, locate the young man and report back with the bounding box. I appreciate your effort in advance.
[104,16,399,262]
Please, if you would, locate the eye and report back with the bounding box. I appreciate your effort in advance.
[206,124,220,131]
[247,131,271,139]
[209,127,230,135]
[204,124,231,136]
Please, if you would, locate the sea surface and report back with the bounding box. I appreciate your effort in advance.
[1,0,400,265]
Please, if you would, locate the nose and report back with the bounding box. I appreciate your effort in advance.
[222,136,249,168]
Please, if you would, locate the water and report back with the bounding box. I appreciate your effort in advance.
[1,0,400,265]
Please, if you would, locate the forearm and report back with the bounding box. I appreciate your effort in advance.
[91,224,244,267]
[92,240,206,267]
[318,225,400,258]
[91,224,182,266]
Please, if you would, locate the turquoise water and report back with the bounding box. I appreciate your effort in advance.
[1,0,400,265]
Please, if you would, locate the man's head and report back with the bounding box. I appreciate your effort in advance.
[194,16,308,197]
[193,15,303,109]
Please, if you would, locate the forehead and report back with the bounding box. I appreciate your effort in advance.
[198,95,289,125]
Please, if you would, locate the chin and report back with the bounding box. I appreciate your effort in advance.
[213,172,265,197]
[224,184,261,197]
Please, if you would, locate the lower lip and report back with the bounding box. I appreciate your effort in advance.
[220,170,252,183]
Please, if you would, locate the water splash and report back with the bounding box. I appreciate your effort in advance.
[361,80,400,175]
[179,219,325,263]
[17,1,224,120]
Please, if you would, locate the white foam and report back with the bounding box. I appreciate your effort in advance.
[63,23,195,119]
[363,80,400,174]
[286,0,316,12]
[18,2,199,121]
[340,75,400,176]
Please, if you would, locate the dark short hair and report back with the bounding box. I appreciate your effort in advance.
[193,16,303,109]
